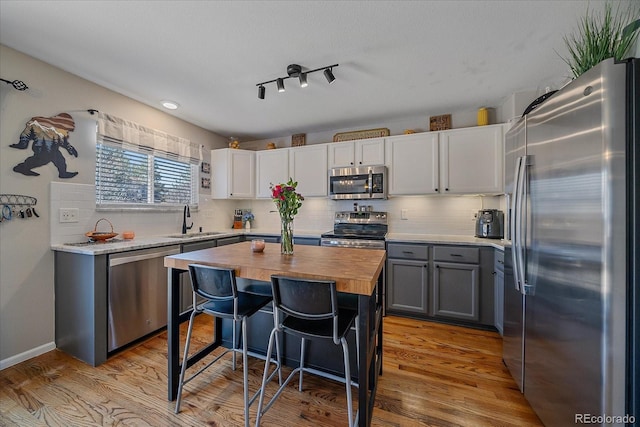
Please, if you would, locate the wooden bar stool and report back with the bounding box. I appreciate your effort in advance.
[175,264,280,427]
[255,275,358,427]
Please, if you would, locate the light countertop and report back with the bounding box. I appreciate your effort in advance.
[51,229,504,255]
[386,233,505,250]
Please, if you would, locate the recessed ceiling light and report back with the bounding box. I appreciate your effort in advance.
[162,100,179,110]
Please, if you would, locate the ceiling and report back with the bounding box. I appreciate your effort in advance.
[0,1,624,141]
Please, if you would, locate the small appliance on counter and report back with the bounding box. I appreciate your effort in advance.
[233,209,243,229]
[475,209,504,239]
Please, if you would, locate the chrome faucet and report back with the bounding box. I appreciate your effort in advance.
[182,205,193,234]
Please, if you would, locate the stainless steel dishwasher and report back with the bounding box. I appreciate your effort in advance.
[108,245,180,352]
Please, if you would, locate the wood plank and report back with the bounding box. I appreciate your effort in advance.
[0,315,542,426]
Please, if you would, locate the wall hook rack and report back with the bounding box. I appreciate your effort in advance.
[0,194,39,222]
[0,194,37,206]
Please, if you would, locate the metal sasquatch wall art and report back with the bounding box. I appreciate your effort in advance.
[10,112,78,178]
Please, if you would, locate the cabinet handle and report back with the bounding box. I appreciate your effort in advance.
[445,188,449,191]
[450,254,462,257]
[492,271,497,276]
[359,161,362,164]
[435,188,439,192]
[402,251,414,254]
[350,162,353,165]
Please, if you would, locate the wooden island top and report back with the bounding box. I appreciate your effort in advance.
[164,241,386,295]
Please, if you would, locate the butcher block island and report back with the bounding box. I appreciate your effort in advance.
[164,242,386,427]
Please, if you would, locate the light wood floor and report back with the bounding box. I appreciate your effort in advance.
[0,315,542,426]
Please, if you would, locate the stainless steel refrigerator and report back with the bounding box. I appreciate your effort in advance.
[504,57,638,426]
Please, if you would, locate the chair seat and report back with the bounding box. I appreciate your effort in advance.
[281,308,356,341]
[200,292,272,319]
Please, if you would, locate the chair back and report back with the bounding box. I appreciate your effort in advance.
[188,264,237,301]
[270,275,338,321]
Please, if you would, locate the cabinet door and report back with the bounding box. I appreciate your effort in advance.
[256,149,289,198]
[494,268,504,335]
[385,133,439,195]
[432,262,480,321]
[387,258,429,316]
[439,125,504,194]
[289,144,328,197]
[355,138,385,166]
[229,150,255,198]
[211,149,255,199]
[328,141,355,168]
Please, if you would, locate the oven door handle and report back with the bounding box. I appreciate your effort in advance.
[368,169,373,198]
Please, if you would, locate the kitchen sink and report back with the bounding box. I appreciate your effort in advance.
[165,231,223,238]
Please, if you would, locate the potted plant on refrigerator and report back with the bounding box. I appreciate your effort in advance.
[560,2,639,79]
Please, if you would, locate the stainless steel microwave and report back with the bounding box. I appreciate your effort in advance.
[328,165,387,200]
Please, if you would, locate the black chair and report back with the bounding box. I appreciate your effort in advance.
[255,275,358,427]
[175,264,280,427]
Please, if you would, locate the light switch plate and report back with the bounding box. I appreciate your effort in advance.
[401,209,408,220]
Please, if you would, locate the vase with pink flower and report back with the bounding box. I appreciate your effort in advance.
[270,178,304,255]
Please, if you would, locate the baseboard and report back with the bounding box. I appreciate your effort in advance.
[0,342,56,370]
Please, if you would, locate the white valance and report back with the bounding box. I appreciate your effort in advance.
[97,112,202,165]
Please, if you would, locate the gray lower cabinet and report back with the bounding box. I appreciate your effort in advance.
[386,242,496,329]
[293,236,320,246]
[386,243,429,316]
[217,235,242,246]
[432,261,480,321]
[180,239,218,313]
[494,249,505,335]
[246,234,279,243]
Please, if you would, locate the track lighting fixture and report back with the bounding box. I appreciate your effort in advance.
[256,63,338,99]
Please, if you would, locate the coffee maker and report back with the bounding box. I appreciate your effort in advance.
[475,209,504,239]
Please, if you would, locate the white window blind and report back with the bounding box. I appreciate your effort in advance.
[96,113,201,208]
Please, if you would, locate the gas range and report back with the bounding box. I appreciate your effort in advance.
[320,211,388,249]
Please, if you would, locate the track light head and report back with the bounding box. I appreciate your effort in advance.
[277,78,285,92]
[258,85,265,100]
[299,73,308,88]
[324,68,336,84]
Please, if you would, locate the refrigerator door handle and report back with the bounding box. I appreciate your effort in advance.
[516,155,530,295]
[511,156,523,292]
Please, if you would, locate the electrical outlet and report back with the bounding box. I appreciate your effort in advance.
[401,209,408,220]
[59,208,79,223]
[471,209,478,221]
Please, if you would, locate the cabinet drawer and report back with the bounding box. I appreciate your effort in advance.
[433,246,479,263]
[387,243,429,260]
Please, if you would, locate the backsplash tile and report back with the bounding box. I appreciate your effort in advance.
[50,181,504,244]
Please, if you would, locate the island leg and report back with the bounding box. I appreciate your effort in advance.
[168,267,182,400]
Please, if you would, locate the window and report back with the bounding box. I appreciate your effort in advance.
[96,144,197,207]
[96,113,201,209]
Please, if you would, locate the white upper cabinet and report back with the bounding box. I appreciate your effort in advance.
[329,138,385,168]
[439,124,504,194]
[385,133,439,195]
[211,148,255,199]
[288,144,328,197]
[256,149,289,198]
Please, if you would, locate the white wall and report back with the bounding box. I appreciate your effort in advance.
[0,45,227,368]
